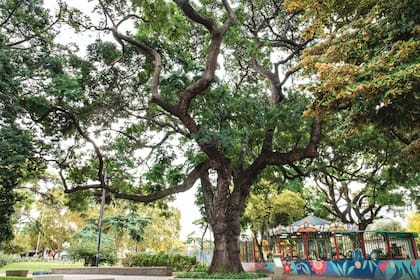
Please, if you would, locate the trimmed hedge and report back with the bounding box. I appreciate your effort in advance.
[175,272,267,279]
[123,253,197,272]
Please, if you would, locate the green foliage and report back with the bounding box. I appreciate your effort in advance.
[0,254,13,268]
[307,122,420,228]
[5,0,417,274]
[65,190,94,211]
[191,262,209,273]
[68,223,117,266]
[0,0,56,243]
[367,219,404,232]
[124,253,196,272]
[244,181,305,233]
[0,125,43,243]
[298,0,420,156]
[103,212,151,242]
[176,272,267,279]
[1,241,26,255]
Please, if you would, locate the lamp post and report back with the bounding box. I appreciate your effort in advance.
[95,171,107,267]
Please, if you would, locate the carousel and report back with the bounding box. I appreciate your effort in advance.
[241,215,420,280]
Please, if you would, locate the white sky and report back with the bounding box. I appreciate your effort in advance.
[170,186,203,240]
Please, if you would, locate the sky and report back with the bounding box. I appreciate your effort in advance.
[170,186,204,240]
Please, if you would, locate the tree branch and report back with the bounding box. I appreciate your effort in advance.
[110,160,211,202]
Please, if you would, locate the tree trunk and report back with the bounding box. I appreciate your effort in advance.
[202,172,247,274]
[253,229,265,262]
[209,225,243,273]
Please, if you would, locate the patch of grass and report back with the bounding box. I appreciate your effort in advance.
[175,272,267,279]
[0,261,84,274]
[0,277,31,280]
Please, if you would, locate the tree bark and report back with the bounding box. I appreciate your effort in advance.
[201,171,247,273]
[209,222,243,273]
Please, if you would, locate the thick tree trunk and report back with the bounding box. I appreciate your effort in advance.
[201,172,246,274]
[209,225,243,273]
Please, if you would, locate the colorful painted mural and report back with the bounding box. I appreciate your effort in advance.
[240,215,419,279]
[257,259,420,280]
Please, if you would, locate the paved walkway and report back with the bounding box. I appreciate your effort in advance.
[0,273,175,280]
[62,275,175,280]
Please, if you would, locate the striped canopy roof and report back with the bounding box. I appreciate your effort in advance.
[290,215,331,228]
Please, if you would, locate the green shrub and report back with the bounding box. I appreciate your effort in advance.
[124,253,197,272]
[191,262,208,272]
[169,254,196,271]
[175,272,267,279]
[68,240,116,266]
[0,253,13,268]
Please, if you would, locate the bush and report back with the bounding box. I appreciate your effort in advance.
[124,252,197,272]
[68,240,117,266]
[191,262,208,272]
[0,253,13,268]
[69,224,117,266]
[175,272,267,279]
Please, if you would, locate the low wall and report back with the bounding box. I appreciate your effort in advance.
[250,259,420,280]
[51,267,172,276]
[6,270,28,277]
[281,276,367,280]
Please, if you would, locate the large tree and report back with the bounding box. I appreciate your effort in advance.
[21,0,321,273]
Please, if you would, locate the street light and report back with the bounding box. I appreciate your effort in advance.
[95,171,107,267]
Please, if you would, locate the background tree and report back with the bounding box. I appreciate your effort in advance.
[103,212,150,256]
[406,212,420,249]
[20,0,321,273]
[366,219,404,232]
[0,127,40,244]
[138,206,181,253]
[11,185,86,256]
[69,222,116,266]
[10,183,180,257]
[244,180,305,262]
[308,125,419,230]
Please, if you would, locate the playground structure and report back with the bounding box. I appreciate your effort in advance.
[239,215,420,279]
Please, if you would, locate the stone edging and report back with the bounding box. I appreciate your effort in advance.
[51,267,172,276]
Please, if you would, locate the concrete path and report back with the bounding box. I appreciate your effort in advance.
[62,275,175,280]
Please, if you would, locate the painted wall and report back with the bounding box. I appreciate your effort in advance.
[255,260,420,280]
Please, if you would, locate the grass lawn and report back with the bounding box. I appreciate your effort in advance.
[0,277,29,280]
[0,261,84,274]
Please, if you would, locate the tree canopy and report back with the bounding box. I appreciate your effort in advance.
[1,0,418,274]
[244,181,305,262]
[309,124,419,229]
[295,0,420,156]
[14,0,322,273]
[0,0,58,243]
